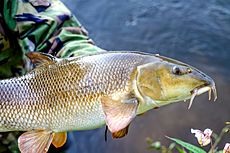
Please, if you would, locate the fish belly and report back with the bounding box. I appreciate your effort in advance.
[51,100,106,132]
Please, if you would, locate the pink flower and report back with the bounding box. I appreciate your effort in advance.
[191,128,212,147]
[224,143,230,153]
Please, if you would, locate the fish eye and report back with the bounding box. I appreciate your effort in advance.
[187,68,192,73]
[172,66,181,75]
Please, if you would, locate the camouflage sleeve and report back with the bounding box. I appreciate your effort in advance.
[0,0,104,77]
[0,0,105,152]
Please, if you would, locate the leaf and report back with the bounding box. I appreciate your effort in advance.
[166,136,206,153]
[176,146,187,153]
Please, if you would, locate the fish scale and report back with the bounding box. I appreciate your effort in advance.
[0,52,150,132]
[0,52,217,153]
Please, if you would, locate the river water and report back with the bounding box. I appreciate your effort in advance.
[61,0,230,152]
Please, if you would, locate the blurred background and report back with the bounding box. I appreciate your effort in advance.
[61,0,230,152]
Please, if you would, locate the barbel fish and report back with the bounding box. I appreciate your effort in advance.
[0,51,217,153]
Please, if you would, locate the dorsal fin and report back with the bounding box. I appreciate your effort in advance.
[26,52,57,66]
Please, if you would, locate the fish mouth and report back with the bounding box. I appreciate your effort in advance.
[188,82,217,109]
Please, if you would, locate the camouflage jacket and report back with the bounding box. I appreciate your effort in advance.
[0,0,104,79]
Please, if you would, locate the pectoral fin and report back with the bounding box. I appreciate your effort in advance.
[101,95,138,133]
[52,132,67,148]
[112,124,130,138]
[18,130,53,153]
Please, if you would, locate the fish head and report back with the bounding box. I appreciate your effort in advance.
[135,54,217,114]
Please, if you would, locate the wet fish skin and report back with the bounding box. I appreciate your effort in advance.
[0,51,216,153]
[0,52,154,132]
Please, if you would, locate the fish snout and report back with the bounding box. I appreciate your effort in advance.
[188,71,217,109]
[199,72,217,101]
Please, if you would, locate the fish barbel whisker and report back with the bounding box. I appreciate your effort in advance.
[211,84,217,101]
[188,89,198,109]
[208,89,212,101]
[208,82,218,102]
[188,83,217,109]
